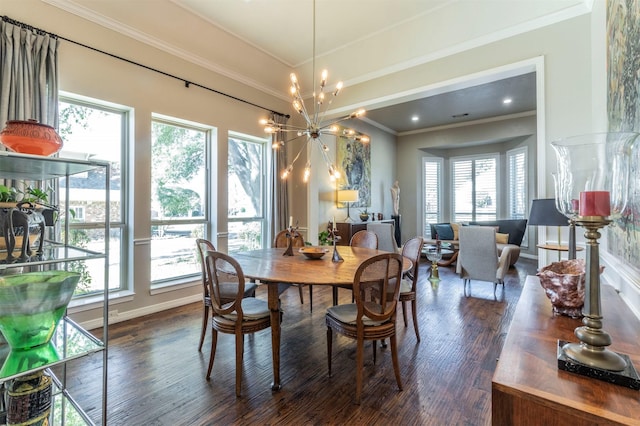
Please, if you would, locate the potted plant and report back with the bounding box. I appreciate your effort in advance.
[0,183,58,225]
[359,209,370,222]
[318,230,331,246]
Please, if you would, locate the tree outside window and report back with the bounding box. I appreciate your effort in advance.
[228,133,267,253]
[150,119,208,283]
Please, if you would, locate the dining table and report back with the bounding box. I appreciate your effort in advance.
[232,245,412,391]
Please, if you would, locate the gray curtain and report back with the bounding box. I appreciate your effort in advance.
[269,113,289,242]
[0,16,60,130]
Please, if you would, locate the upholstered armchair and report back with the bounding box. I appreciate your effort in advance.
[456,226,512,296]
[366,222,399,253]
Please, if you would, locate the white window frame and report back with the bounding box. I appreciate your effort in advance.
[507,146,528,219]
[58,94,130,298]
[150,115,212,287]
[450,153,500,223]
[507,146,528,247]
[227,131,269,253]
[423,156,443,238]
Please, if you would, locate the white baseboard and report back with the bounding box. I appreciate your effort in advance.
[79,293,201,331]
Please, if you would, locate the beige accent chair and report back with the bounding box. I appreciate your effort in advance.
[366,222,399,253]
[456,226,512,297]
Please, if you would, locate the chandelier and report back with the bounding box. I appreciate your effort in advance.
[259,0,368,182]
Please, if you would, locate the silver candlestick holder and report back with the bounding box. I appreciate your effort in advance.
[328,227,343,262]
[283,225,299,256]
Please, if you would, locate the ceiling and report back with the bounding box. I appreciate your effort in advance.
[48,0,589,134]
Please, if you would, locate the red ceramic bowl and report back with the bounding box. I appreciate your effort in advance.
[0,119,63,156]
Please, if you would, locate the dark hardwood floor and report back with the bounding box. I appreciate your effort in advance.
[62,256,538,425]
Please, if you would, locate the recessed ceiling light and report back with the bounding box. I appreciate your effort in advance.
[411,115,419,122]
[503,98,513,104]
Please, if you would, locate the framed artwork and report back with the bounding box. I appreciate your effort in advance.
[336,129,370,208]
[606,0,640,271]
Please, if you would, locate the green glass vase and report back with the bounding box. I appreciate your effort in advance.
[0,271,80,351]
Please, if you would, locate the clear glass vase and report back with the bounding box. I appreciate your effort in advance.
[551,132,638,221]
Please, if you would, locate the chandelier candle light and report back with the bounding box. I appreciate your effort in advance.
[260,0,368,183]
[552,132,640,389]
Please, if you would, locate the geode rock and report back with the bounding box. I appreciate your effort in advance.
[537,259,586,318]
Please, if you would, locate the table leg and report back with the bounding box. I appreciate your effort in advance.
[268,282,281,391]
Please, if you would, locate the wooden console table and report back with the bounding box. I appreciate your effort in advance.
[492,276,640,425]
[335,220,394,246]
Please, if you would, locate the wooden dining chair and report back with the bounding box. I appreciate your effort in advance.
[397,236,425,341]
[195,239,257,351]
[273,229,313,310]
[204,250,272,397]
[349,230,378,249]
[325,252,405,404]
[332,230,379,305]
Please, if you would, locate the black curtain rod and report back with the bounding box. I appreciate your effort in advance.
[1,15,289,119]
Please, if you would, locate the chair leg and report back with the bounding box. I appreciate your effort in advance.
[390,333,403,392]
[355,337,364,405]
[206,329,218,380]
[401,300,408,327]
[372,340,377,364]
[411,299,421,342]
[326,327,333,377]
[235,331,244,397]
[298,284,304,304]
[308,285,313,312]
[198,304,209,351]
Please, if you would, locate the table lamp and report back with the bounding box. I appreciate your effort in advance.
[337,189,359,223]
[528,198,573,260]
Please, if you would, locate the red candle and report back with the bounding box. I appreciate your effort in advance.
[579,191,610,216]
[571,199,580,212]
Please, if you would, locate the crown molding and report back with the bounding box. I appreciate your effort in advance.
[42,0,289,102]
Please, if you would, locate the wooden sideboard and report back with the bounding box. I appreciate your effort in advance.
[492,276,640,425]
[334,220,394,246]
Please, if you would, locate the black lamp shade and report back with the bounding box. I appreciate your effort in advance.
[528,198,569,226]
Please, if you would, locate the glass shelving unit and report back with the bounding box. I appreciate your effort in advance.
[0,152,109,425]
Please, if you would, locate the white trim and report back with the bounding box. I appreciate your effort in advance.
[43,0,288,101]
[601,251,640,321]
[68,290,135,313]
[78,293,202,330]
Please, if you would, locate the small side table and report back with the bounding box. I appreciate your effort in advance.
[424,246,454,289]
[537,244,584,261]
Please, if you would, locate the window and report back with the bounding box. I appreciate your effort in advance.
[507,147,527,219]
[150,117,210,284]
[58,97,128,297]
[451,154,498,222]
[228,132,268,253]
[423,157,443,238]
[70,206,85,222]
